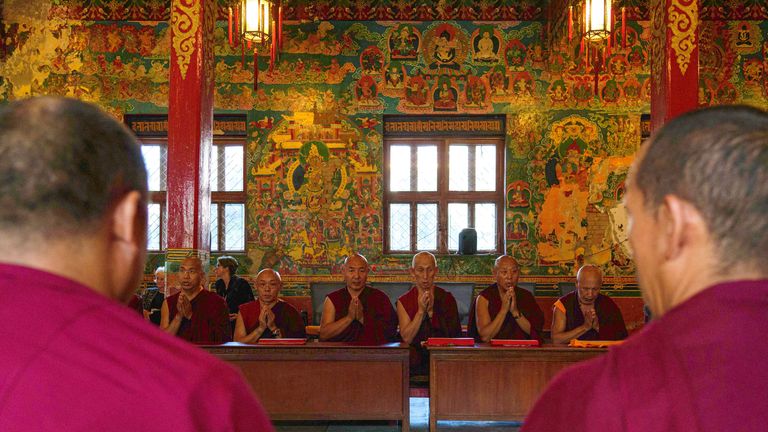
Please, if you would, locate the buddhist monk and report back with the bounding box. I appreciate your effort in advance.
[468,255,544,342]
[319,253,398,344]
[550,264,627,344]
[523,106,768,431]
[397,251,462,375]
[161,256,231,344]
[0,96,271,431]
[234,268,306,342]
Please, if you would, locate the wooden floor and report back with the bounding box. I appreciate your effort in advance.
[274,398,523,431]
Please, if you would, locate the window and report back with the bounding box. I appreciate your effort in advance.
[384,137,504,254]
[210,139,246,252]
[139,138,246,252]
[141,141,167,252]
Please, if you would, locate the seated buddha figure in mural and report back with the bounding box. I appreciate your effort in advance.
[475,31,498,61]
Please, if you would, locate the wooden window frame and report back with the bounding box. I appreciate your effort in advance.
[210,137,247,253]
[383,136,505,255]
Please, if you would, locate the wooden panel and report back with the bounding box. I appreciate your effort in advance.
[429,345,606,427]
[205,343,409,430]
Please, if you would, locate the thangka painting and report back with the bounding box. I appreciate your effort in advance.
[3,0,768,276]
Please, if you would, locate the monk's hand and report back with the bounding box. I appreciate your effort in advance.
[501,288,514,313]
[418,290,430,314]
[263,308,277,332]
[587,309,599,331]
[258,306,270,331]
[179,294,192,319]
[347,298,358,321]
[354,298,365,323]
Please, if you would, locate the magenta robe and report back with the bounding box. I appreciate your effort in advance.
[167,289,231,344]
[325,285,399,344]
[399,285,462,374]
[523,280,768,432]
[467,284,544,342]
[239,299,306,339]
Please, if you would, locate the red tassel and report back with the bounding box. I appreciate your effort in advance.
[270,29,276,72]
[254,49,259,91]
[247,39,252,50]
[234,6,240,47]
[621,7,627,48]
[241,39,245,68]
[228,7,233,47]
[278,2,283,51]
[568,6,573,42]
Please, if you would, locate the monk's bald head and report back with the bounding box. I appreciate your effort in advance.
[256,268,282,304]
[493,255,521,291]
[411,251,438,290]
[343,253,369,292]
[411,251,436,269]
[576,265,603,305]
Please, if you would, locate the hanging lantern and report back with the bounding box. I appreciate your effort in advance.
[241,0,272,44]
[584,0,612,42]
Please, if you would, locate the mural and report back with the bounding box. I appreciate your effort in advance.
[2,0,768,278]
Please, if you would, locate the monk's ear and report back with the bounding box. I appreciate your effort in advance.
[110,191,144,245]
[658,194,702,262]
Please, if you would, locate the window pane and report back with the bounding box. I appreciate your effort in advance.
[417,146,437,191]
[223,203,245,251]
[447,203,469,251]
[475,145,496,191]
[389,146,411,191]
[147,203,161,251]
[223,146,244,191]
[142,145,163,191]
[210,204,219,251]
[389,203,411,251]
[210,147,219,192]
[416,203,437,250]
[475,203,497,250]
[449,145,469,191]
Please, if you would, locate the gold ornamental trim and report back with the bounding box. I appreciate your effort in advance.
[668,0,698,76]
[171,0,201,79]
[650,0,665,97]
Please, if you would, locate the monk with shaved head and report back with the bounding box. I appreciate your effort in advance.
[234,268,306,343]
[468,255,544,342]
[550,264,627,344]
[319,253,398,344]
[397,251,461,374]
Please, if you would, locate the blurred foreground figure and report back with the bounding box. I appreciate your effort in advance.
[0,97,273,431]
[524,106,768,431]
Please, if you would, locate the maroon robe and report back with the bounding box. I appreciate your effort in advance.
[325,285,399,344]
[467,284,544,342]
[239,299,306,339]
[0,263,273,431]
[523,280,768,431]
[554,291,628,341]
[398,285,462,375]
[167,289,231,344]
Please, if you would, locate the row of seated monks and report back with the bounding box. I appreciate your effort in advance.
[140,252,628,375]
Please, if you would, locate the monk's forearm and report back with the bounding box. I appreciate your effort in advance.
[552,324,589,345]
[400,310,426,344]
[515,314,532,336]
[319,316,354,341]
[478,312,506,342]
[237,326,266,344]
[164,315,183,335]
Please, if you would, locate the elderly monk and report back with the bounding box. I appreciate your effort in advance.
[0,96,271,431]
[468,255,544,342]
[234,269,306,342]
[397,251,462,375]
[161,256,231,344]
[523,106,768,431]
[551,265,627,344]
[319,253,398,344]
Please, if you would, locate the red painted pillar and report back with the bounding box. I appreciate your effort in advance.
[166,0,216,281]
[650,0,700,132]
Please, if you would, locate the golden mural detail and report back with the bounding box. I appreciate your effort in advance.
[668,0,698,76]
[651,0,666,96]
[202,0,216,87]
[171,0,200,79]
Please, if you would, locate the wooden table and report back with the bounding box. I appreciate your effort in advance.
[204,342,410,431]
[428,345,607,430]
